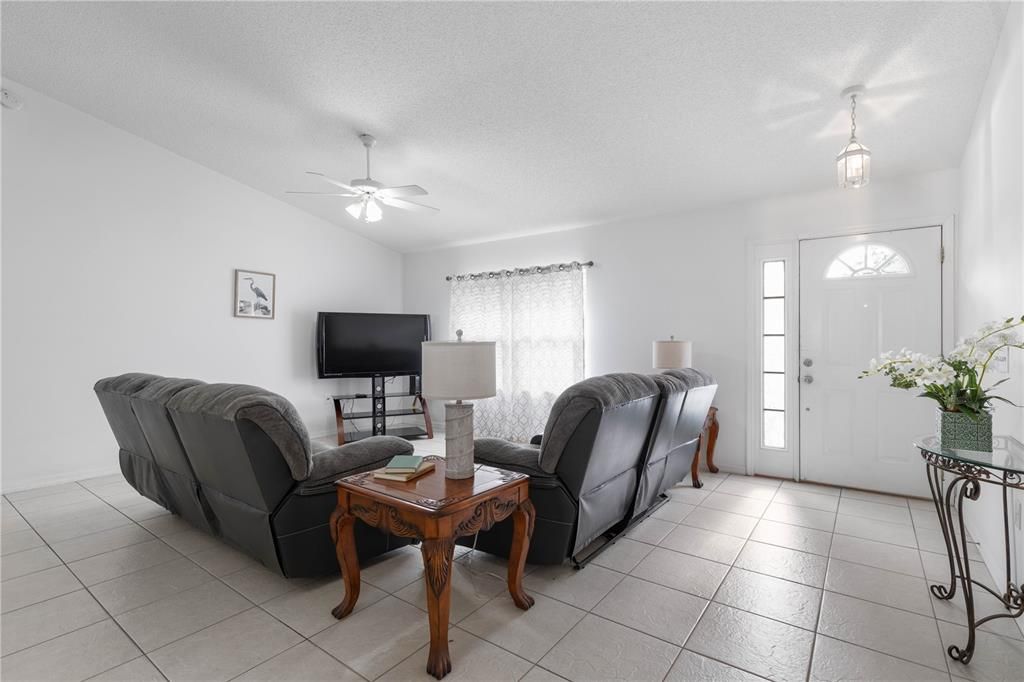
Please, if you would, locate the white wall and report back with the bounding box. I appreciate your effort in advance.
[404,168,960,474]
[1,81,404,493]
[956,5,1024,584]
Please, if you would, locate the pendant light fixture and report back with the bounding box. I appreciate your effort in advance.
[836,85,870,189]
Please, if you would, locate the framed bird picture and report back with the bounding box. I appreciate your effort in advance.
[234,269,276,319]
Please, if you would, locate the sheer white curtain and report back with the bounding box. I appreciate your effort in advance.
[449,266,585,441]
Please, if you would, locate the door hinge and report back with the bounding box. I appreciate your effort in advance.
[940,245,945,264]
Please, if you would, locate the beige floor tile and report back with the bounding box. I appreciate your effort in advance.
[685,603,814,682]
[625,516,677,544]
[593,575,708,645]
[772,488,840,512]
[17,498,114,526]
[591,537,654,573]
[810,634,950,682]
[220,564,308,604]
[160,528,221,555]
[659,523,746,564]
[0,620,140,682]
[149,607,302,681]
[631,546,729,599]
[6,482,85,502]
[88,556,212,615]
[539,614,679,682]
[139,514,194,537]
[118,500,171,523]
[911,507,942,530]
[522,563,623,610]
[665,485,710,505]
[460,592,585,662]
[825,558,934,616]
[936,620,1024,682]
[379,627,533,681]
[235,641,362,681]
[0,589,107,656]
[186,542,259,577]
[835,513,919,548]
[651,500,696,523]
[115,578,251,651]
[838,498,913,525]
[840,488,912,507]
[361,545,426,593]
[716,478,781,501]
[1,545,62,581]
[916,528,983,561]
[311,596,431,680]
[750,519,833,556]
[2,510,31,533]
[762,501,837,532]
[931,586,1024,640]
[701,491,770,518]
[88,655,166,681]
[49,524,155,563]
[818,591,946,671]
[665,650,766,682]
[829,534,924,578]
[1,565,82,613]
[734,540,828,588]
[395,560,507,623]
[919,550,991,590]
[715,567,821,630]
[1,528,45,556]
[521,666,568,682]
[10,489,98,514]
[779,480,841,497]
[68,539,180,586]
[683,507,758,539]
[34,510,134,544]
[263,575,387,637]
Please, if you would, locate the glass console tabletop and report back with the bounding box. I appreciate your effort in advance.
[914,435,1024,475]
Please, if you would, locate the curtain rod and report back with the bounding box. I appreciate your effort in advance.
[445,260,593,282]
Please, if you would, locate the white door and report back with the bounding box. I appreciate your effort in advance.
[799,227,943,497]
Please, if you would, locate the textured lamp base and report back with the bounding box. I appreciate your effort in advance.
[445,402,475,479]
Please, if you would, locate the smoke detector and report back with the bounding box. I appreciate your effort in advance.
[1,88,24,111]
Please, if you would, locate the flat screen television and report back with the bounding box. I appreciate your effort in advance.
[317,312,431,378]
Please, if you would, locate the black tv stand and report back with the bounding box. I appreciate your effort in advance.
[330,375,433,445]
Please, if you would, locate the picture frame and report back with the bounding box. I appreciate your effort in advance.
[234,269,276,319]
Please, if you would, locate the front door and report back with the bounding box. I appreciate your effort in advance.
[799,226,943,497]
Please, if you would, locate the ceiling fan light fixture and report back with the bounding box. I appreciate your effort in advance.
[837,85,871,189]
[345,200,365,221]
[364,198,383,223]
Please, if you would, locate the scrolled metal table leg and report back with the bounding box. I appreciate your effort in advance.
[945,476,982,664]
[925,460,957,600]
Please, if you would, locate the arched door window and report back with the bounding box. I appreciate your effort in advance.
[825,243,911,279]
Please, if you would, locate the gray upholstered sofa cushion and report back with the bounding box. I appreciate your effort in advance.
[538,373,660,473]
[474,437,550,477]
[133,376,206,403]
[167,383,314,480]
[94,373,164,396]
[663,368,715,389]
[307,436,414,485]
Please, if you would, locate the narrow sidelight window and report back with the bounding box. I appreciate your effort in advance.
[762,260,786,449]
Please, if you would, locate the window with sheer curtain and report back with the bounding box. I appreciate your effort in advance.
[448,265,586,441]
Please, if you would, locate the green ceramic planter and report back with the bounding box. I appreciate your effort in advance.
[936,408,993,452]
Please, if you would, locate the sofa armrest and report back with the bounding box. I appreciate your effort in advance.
[306,436,414,488]
[474,437,549,478]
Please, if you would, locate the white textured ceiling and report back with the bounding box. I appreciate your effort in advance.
[1,2,1008,252]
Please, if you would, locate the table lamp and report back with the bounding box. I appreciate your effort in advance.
[653,336,692,370]
[422,330,497,479]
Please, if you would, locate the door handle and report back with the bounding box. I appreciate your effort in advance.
[802,375,814,384]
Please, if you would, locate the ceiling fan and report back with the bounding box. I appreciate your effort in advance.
[287,134,438,223]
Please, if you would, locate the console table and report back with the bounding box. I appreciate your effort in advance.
[330,457,534,679]
[916,435,1024,664]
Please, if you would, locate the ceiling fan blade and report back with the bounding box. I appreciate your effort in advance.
[285,191,360,197]
[377,185,428,198]
[378,195,439,213]
[305,171,360,193]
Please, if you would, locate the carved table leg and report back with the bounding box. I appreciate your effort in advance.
[421,537,455,679]
[330,508,360,619]
[691,433,704,489]
[705,408,720,473]
[508,499,536,610]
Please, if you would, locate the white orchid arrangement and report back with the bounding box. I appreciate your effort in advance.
[860,316,1024,418]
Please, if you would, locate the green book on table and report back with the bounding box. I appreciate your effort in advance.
[385,455,424,473]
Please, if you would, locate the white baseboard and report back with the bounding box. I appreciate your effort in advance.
[2,466,122,496]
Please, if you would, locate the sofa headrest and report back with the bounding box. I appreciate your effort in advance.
[133,377,207,404]
[167,383,312,480]
[539,373,660,473]
[662,368,716,390]
[94,373,165,397]
[650,373,688,396]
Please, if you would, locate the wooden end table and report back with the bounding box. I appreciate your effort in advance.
[691,406,720,488]
[330,456,535,679]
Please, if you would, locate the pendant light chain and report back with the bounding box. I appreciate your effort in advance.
[850,94,858,140]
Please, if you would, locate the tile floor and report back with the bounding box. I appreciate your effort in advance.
[2,441,1023,681]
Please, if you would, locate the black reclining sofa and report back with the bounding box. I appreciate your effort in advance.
[94,373,413,577]
[469,370,717,565]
